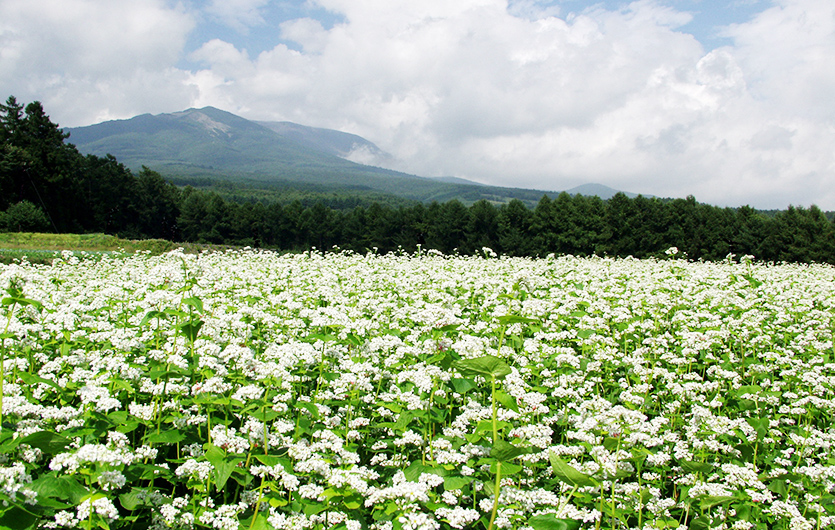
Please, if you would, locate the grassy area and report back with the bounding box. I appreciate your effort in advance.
[0,232,215,264]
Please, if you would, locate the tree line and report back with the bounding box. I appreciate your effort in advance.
[3,96,835,263]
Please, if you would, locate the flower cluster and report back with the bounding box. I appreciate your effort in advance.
[0,248,833,529]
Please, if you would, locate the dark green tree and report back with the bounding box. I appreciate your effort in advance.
[466,200,500,253]
[497,199,533,256]
[77,154,138,235]
[134,167,181,240]
[427,200,469,253]
[0,200,50,232]
[177,188,209,242]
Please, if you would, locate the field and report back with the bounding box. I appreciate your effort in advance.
[0,233,246,265]
[0,248,834,530]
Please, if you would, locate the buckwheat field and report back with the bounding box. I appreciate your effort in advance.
[1,248,834,530]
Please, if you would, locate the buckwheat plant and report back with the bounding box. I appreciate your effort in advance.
[0,248,833,530]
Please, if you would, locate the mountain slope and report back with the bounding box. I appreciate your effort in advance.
[67,107,367,173]
[566,183,643,200]
[257,121,392,166]
[66,107,642,205]
[65,107,556,204]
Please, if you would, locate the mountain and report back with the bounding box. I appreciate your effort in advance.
[66,107,555,204]
[65,107,642,205]
[426,179,642,200]
[256,121,392,166]
[430,176,488,186]
[66,107,372,175]
[566,183,644,200]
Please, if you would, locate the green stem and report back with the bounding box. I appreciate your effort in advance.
[262,401,269,455]
[487,461,502,530]
[0,301,16,429]
[496,325,506,356]
[491,377,498,444]
[249,477,267,530]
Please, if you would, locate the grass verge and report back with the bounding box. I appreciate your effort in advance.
[0,232,218,264]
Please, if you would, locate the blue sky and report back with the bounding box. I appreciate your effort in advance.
[1,0,833,209]
[181,1,770,65]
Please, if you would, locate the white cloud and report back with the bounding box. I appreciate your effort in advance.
[205,0,271,32]
[0,0,196,125]
[279,18,330,53]
[3,0,834,208]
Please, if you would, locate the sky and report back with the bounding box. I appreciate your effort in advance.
[1,0,834,209]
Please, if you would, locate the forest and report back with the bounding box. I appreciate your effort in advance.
[2,96,835,263]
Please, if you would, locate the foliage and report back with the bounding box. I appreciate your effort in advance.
[0,201,50,233]
[0,97,182,238]
[1,250,834,529]
[4,96,835,264]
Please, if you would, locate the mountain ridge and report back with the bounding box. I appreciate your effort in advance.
[65,107,643,204]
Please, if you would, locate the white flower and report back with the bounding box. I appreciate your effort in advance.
[76,497,119,522]
[97,470,127,491]
[175,459,214,481]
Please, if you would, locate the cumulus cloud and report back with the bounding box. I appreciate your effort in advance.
[0,0,196,124]
[2,0,834,208]
[204,0,271,32]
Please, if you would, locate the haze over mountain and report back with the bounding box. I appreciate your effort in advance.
[256,120,393,167]
[65,107,640,204]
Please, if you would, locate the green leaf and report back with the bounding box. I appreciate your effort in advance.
[139,310,167,327]
[303,502,329,516]
[491,461,523,475]
[735,385,762,397]
[248,409,281,422]
[392,411,413,432]
[28,474,87,505]
[497,315,538,326]
[746,417,769,440]
[476,420,511,434]
[0,505,39,530]
[205,445,243,492]
[496,390,519,413]
[240,512,270,530]
[443,476,473,491]
[295,401,320,420]
[19,431,70,455]
[768,479,788,496]
[124,463,172,481]
[680,461,713,474]
[696,496,735,511]
[549,452,598,488]
[453,355,511,380]
[528,514,582,530]
[404,462,446,482]
[742,274,762,288]
[178,319,203,342]
[654,519,680,529]
[491,440,532,462]
[119,488,149,511]
[688,516,710,530]
[17,371,61,391]
[182,296,204,314]
[144,429,186,445]
[450,378,477,394]
[254,454,285,467]
[2,295,42,312]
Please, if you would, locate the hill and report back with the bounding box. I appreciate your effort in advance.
[567,183,643,200]
[65,107,548,205]
[65,107,641,206]
[256,120,393,166]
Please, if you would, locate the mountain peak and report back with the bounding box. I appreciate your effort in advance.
[64,107,645,206]
[172,108,232,138]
